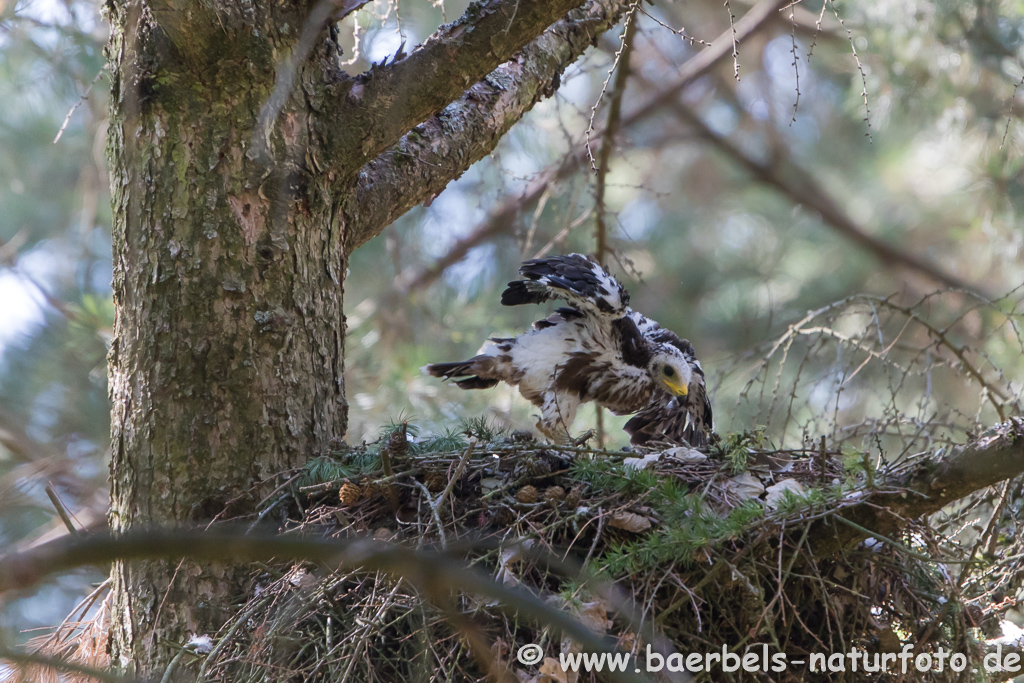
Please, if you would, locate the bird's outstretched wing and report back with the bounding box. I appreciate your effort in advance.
[500,254,630,317]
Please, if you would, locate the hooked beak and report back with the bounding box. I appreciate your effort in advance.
[663,378,689,397]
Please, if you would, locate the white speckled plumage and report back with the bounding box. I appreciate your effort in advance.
[425,254,712,446]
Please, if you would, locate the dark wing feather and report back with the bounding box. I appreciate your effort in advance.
[629,311,692,352]
[624,382,713,448]
[623,321,714,448]
[611,315,652,369]
[500,254,630,317]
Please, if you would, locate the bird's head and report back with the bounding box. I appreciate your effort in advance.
[648,346,693,398]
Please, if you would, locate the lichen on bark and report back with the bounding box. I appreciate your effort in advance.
[104,0,635,675]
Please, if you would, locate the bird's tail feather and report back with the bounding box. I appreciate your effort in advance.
[422,358,500,390]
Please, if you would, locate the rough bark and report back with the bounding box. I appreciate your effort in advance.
[341,0,636,252]
[812,418,1024,554]
[104,0,635,676]
[105,0,348,674]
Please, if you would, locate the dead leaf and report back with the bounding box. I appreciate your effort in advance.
[725,472,764,503]
[623,452,661,470]
[576,600,612,633]
[607,510,652,533]
[764,478,806,510]
[496,540,535,586]
[664,446,707,463]
[538,657,574,683]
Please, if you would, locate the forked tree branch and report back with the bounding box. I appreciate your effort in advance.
[351,0,792,258]
[342,0,638,253]
[321,0,629,185]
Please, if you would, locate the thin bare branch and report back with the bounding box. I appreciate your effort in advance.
[1001,72,1024,149]
[724,0,740,80]
[53,68,106,144]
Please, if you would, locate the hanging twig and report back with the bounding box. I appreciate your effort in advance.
[594,17,637,268]
[827,0,872,141]
[585,0,642,172]
[1000,72,1024,149]
[788,3,801,124]
[724,0,740,80]
[53,69,105,145]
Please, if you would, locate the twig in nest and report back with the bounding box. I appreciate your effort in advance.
[418,440,475,547]
[438,440,476,510]
[415,481,450,547]
[584,507,606,565]
[573,429,596,447]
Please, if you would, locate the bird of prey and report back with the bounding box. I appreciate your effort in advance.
[424,254,712,447]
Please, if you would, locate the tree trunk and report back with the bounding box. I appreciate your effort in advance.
[103,0,635,676]
[105,1,347,674]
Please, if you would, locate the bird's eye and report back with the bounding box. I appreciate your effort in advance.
[664,366,675,377]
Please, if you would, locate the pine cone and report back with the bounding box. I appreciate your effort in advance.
[339,482,363,506]
[386,422,409,459]
[544,485,566,505]
[515,485,539,504]
[361,478,382,499]
[564,486,582,508]
[492,506,516,526]
[425,471,447,493]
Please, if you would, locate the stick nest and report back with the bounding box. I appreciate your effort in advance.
[188,419,1012,682]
